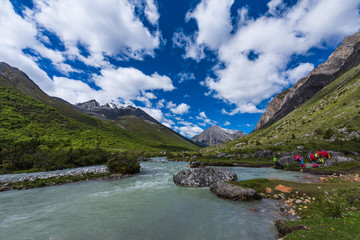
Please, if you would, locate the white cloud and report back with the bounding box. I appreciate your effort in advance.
[156,99,165,109]
[166,101,177,109]
[50,67,174,106]
[175,0,360,114]
[174,125,203,138]
[284,62,314,84]
[224,121,230,126]
[31,0,161,63]
[170,103,190,115]
[199,112,207,118]
[196,111,217,125]
[186,0,234,50]
[144,0,160,25]
[172,29,205,61]
[140,107,165,122]
[176,72,196,83]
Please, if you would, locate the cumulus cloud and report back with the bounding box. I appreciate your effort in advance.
[175,0,360,114]
[196,111,217,125]
[174,124,203,138]
[50,67,174,105]
[170,103,190,115]
[31,0,161,63]
[186,0,234,50]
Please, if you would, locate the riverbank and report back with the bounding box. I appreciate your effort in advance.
[230,174,360,239]
[0,166,136,191]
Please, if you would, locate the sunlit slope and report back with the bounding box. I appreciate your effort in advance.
[115,115,200,151]
[203,65,360,154]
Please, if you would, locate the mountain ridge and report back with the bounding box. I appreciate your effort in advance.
[255,32,360,130]
[191,125,247,147]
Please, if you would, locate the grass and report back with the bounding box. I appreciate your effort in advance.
[284,214,360,240]
[230,178,360,239]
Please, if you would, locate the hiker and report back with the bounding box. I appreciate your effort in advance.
[273,156,277,167]
[294,155,305,168]
[322,150,330,159]
[308,153,318,168]
[317,150,325,164]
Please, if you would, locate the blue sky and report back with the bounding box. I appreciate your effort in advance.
[1,0,360,137]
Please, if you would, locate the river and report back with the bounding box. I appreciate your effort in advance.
[0,158,315,240]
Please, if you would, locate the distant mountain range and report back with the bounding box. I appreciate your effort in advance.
[75,100,159,124]
[191,125,247,147]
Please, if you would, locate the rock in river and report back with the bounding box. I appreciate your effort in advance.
[210,182,262,201]
[173,168,237,187]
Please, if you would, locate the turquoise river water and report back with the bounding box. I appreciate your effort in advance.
[0,158,315,240]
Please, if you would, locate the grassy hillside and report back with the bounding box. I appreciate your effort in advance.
[202,64,360,154]
[0,86,198,172]
[115,115,200,151]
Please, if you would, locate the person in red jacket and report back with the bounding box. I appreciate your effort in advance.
[322,150,330,159]
[308,153,318,168]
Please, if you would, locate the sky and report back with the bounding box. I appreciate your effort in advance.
[1,0,360,138]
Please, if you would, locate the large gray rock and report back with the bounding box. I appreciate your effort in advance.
[173,168,237,187]
[210,182,262,201]
[274,156,298,169]
[324,156,355,167]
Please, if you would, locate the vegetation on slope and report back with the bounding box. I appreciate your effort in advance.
[0,86,198,173]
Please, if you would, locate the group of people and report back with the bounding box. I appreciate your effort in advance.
[293,150,331,168]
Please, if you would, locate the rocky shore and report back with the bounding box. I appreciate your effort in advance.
[0,166,108,184]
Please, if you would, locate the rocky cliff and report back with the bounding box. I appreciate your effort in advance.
[255,32,360,130]
[191,125,247,147]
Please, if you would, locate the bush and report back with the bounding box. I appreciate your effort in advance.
[323,128,334,139]
[106,153,140,174]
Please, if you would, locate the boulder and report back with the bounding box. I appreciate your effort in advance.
[190,155,198,160]
[210,182,262,201]
[275,184,293,193]
[173,168,237,187]
[324,155,355,167]
[274,156,298,169]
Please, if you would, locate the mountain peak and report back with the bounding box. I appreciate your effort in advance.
[191,125,247,147]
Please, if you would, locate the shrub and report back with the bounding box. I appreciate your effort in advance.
[323,128,334,139]
[106,153,140,174]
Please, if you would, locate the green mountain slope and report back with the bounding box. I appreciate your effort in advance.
[114,115,200,151]
[0,63,199,172]
[202,64,360,154]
